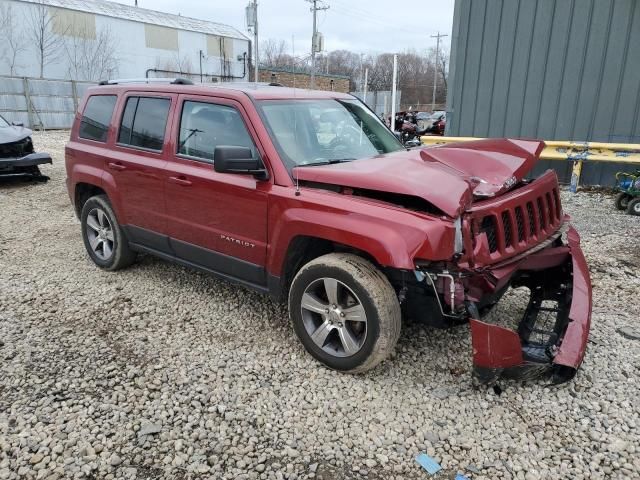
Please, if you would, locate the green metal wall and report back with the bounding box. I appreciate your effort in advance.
[447,0,640,184]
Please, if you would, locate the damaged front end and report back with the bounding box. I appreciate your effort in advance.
[412,171,592,384]
[0,122,52,182]
[467,226,591,384]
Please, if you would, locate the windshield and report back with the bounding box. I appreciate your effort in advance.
[0,115,10,127]
[258,98,404,169]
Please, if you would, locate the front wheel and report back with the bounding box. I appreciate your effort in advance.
[627,197,640,216]
[288,253,401,373]
[615,192,631,210]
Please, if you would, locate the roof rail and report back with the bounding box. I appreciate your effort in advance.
[98,77,194,86]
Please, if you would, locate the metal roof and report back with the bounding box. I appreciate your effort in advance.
[16,0,249,40]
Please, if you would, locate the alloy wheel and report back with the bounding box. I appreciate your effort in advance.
[300,277,368,357]
[85,207,115,260]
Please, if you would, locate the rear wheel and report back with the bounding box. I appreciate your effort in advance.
[80,195,136,270]
[288,253,401,373]
[626,197,640,216]
[615,192,631,210]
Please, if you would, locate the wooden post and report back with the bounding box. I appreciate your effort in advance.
[23,77,34,129]
[570,160,583,193]
[71,80,78,112]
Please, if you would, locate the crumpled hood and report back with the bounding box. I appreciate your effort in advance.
[293,138,544,217]
[0,125,32,145]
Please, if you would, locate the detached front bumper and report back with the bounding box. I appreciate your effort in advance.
[469,226,592,384]
[0,152,52,181]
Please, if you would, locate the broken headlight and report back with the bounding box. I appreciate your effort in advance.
[454,216,463,254]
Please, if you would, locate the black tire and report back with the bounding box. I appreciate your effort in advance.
[626,197,640,216]
[80,194,136,271]
[615,192,632,210]
[288,253,401,373]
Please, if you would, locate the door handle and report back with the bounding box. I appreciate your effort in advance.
[168,176,192,186]
[107,162,126,171]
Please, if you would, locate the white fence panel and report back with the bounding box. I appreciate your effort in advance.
[0,76,94,129]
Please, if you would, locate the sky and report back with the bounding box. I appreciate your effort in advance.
[113,0,455,56]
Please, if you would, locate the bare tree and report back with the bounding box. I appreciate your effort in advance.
[438,48,448,91]
[172,52,194,74]
[256,39,449,106]
[27,0,66,78]
[324,49,360,88]
[65,26,119,81]
[154,52,194,75]
[0,3,28,75]
[260,38,292,68]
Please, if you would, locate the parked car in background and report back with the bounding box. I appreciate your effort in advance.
[0,114,52,182]
[423,111,446,136]
[416,111,432,133]
[65,80,592,383]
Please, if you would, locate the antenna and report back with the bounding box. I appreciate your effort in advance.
[295,168,301,196]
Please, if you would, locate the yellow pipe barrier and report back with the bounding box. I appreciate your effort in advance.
[420,135,640,192]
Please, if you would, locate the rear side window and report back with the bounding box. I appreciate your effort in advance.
[117,96,170,151]
[79,95,116,142]
[178,101,256,162]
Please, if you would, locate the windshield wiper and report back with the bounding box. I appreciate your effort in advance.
[298,158,355,167]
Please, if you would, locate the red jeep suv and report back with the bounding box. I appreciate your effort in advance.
[65,80,592,383]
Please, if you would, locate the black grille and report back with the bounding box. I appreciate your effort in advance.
[479,216,498,253]
[515,206,525,242]
[537,197,546,230]
[0,136,33,158]
[470,176,563,263]
[502,211,513,248]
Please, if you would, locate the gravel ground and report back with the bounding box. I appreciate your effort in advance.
[0,130,639,480]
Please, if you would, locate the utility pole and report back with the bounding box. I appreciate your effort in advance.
[246,1,259,82]
[359,52,364,93]
[363,67,368,104]
[390,54,398,131]
[253,1,259,82]
[430,31,447,111]
[307,0,329,89]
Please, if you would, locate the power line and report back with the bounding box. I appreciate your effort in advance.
[330,2,391,27]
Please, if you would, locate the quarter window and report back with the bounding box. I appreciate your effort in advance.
[178,101,256,162]
[79,95,116,142]
[117,96,170,151]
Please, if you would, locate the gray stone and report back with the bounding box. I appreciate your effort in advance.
[137,423,162,437]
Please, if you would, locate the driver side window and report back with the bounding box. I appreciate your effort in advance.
[311,107,355,148]
[178,101,255,162]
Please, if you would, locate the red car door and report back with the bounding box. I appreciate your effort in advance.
[164,94,270,287]
[107,93,177,253]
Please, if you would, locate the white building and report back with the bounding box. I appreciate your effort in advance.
[0,0,251,82]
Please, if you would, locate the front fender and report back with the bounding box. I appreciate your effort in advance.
[266,189,457,276]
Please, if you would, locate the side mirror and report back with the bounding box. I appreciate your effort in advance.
[12,121,24,127]
[213,146,268,180]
